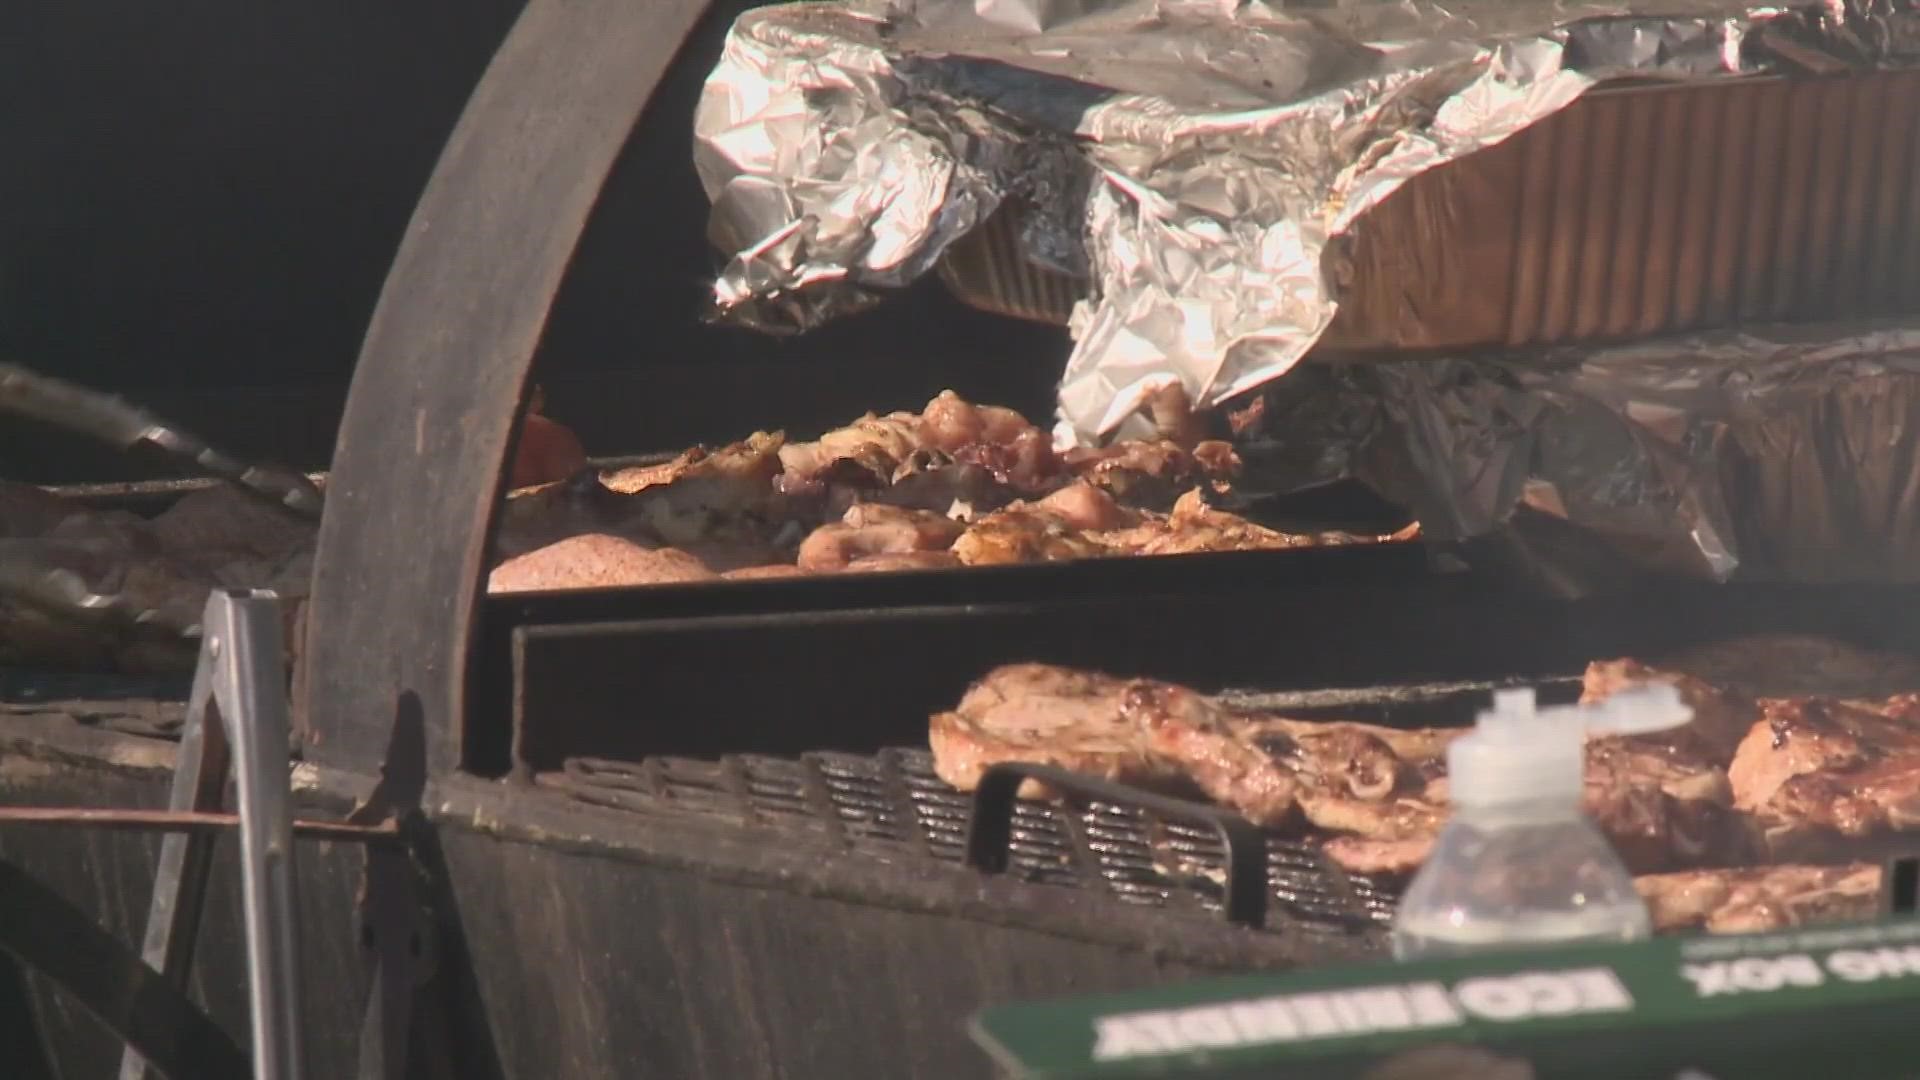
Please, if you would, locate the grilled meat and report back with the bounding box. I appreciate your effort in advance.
[950,484,1409,567]
[1637,863,1882,934]
[1728,695,1920,859]
[929,664,1302,823]
[797,504,966,573]
[931,660,1750,878]
[487,533,719,592]
[1587,641,1920,861]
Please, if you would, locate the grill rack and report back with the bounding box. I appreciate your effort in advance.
[553,749,1399,935]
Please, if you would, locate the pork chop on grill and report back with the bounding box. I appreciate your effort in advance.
[1584,639,1920,862]
[1637,863,1882,934]
[929,665,1302,824]
[1727,695,1920,860]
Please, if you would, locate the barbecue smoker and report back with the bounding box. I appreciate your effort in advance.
[6,3,1920,1079]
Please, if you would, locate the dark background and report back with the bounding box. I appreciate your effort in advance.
[0,3,1068,482]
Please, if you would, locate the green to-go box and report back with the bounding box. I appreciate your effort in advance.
[972,918,1920,1079]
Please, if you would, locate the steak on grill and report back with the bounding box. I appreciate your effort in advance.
[1585,639,1920,862]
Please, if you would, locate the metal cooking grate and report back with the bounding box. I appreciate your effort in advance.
[555,748,1398,932]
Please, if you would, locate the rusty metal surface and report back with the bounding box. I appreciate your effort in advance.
[938,73,1920,352]
[0,858,252,1080]
[547,748,1399,936]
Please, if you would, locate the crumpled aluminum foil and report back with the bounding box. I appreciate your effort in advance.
[693,0,1920,443]
[1248,321,1920,586]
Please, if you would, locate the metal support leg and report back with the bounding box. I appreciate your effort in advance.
[117,633,231,1080]
[117,589,305,1080]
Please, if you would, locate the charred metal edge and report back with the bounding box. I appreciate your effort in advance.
[298,0,717,774]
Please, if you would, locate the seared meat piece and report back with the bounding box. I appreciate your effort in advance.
[1142,382,1210,451]
[843,551,963,573]
[775,412,925,482]
[931,661,1745,878]
[1637,864,1881,934]
[1064,439,1238,510]
[1096,490,1410,557]
[1582,658,1756,763]
[505,433,794,565]
[778,391,1062,500]
[607,432,788,547]
[487,534,717,593]
[797,504,965,572]
[1585,640,1920,861]
[929,665,1301,825]
[1727,695,1920,858]
[953,485,1413,568]
[951,483,1138,566]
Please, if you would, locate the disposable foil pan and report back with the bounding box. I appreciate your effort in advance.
[936,72,1920,350]
[1234,320,1920,588]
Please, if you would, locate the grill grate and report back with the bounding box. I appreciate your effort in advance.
[555,748,1397,934]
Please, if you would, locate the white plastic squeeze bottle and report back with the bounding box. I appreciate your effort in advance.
[1390,684,1691,961]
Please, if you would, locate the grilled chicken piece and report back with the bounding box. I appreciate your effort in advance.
[1637,863,1882,934]
[1581,658,1757,763]
[1064,438,1238,509]
[950,486,1123,566]
[1238,715,1453,870]
[797,504,965,572]
[1096,490,1405,557]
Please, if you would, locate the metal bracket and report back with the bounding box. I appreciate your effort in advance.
[118,589,305,1080]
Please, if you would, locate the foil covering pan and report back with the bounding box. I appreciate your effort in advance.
[693,0,1920,445]
[944,71,1920,349]
[1239,321,1920,587]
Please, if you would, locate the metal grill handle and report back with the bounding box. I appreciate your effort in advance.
[963,762,1269,929]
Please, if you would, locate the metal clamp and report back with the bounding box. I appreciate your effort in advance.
[118,589,305,1080]
[963,761,1269,929]
[1884,854,1919,918]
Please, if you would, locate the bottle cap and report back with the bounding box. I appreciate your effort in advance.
[1447,683,1690,808]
